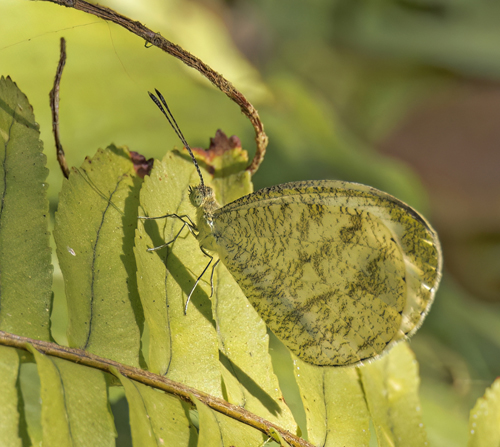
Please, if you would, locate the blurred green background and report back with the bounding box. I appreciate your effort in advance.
[2,0,500,445]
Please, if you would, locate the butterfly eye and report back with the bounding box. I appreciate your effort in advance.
[189,186,204,208]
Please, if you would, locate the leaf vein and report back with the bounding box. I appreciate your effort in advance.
[83,177,125,349]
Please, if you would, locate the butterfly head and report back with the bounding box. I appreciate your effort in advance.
[189,185,215,208]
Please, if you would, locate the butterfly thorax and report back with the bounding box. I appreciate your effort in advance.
[189,184,221,252]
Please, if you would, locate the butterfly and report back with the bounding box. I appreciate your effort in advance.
[140,90,442,367]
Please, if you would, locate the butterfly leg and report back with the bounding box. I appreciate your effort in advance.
[138,213,195,227]
[184,253,214,315]
[138,213,196,251]
[146,221,188,252]
[209,259,220,298]
[199,247,220,298]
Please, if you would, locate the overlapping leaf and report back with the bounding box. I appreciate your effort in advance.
[135,150,222,395]
[294,356,370,447]
[18,360,43,445]
[0,76,52,340]
[193,395,267,447]
[135,144,297,433]
[54,146,143,366]
[468,377,500,447]
[27,345,116,446]
[0,345,22,447]
[113,368,197,446]
[359,343,428,447]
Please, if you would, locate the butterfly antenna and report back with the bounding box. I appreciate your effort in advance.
[148,89,205,188]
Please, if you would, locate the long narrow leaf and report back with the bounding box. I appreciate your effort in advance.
[18,361,42,446]
[0,345,22,447]
[28,345,116,446]
[208,140,297,431]
[54,146,142,366]
[468,378,500,447]
[113,368,197,446]
[193,395,266,447]
[0,76,52,340]
[359,342,428,447]
[293,356,370,447]
[136,144,297,431]
[135,151,221,395]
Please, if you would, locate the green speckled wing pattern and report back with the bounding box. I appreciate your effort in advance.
[205,180,441,367]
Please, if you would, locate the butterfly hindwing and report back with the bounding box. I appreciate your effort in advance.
[207,180,441,366]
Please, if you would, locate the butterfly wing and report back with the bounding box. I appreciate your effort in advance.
[210,180,442,366]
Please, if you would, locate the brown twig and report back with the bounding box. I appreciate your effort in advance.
[42,0,268,175]
[49,37,70,178]
[0,330,312,447]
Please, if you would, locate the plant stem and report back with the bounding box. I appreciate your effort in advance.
[49,36,70,179]
[41,0,268,175]
[0,330,313,447]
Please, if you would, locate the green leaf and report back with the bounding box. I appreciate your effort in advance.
[18,360,42,446]
[136,145,297,432]
[112,367,197,446]
[269,426,292,447]
[54,146,143,367]
[293,356,370,447]
[468,378,500,447]
[0,346,22,447]
[27,344,116,446]
[135,150,221,395]
[206,142,297,431]
[359,342,427,447]
[0,76,52,340]
[193,394,266,447]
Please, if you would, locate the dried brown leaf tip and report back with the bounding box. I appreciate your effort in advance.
[191,130,243,175]
[130,151,154,178]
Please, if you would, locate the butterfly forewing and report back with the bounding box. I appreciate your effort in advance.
[208,180,441,366]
